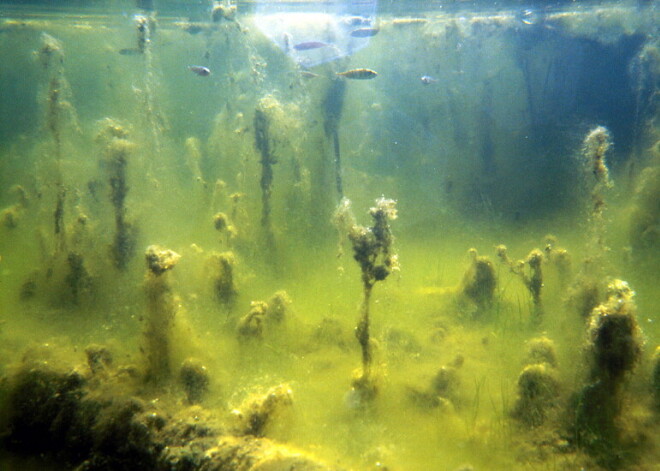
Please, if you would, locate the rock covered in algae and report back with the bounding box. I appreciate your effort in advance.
[0,350,343,471]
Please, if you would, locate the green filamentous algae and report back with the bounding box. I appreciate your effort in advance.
[0,2,658,470]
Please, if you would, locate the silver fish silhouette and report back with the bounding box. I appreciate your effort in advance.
[188,65,211,76]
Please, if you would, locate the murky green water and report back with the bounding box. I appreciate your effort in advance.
[0,1,658,470]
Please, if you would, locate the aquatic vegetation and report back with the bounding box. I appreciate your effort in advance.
[496,245,544,323]
[0,350,338,471]
[266,290,291,324]
[38,33,78,253]
[230,383,293,437]
[582,126,613,265]
[184,136,206,186]
[213,211,236,247]
[237,300,269,339]
[0,204,22,229]
[179,358,210,404]
[653,346,660,413]
[459,248,497,314]
[543,235,572,288]
[628,161,660,267]
[512,363,559,428]
[334,197,398,404]
[143,245,181,384]
[525,336,558,368]
[322,78,347,199]
[253,95,303,254]
[574,279,644,466]
[85,344,113,377]
[64,251,92,305]
[0,4,657,471]
[96,119,137,271]
[237,291,290,340]
[210,250,238,308]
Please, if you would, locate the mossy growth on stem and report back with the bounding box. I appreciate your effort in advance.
[652,346,660,413]
[573,279,644,466]
[334,196,398,404]
[210,251,238,309]
[512,363,560,428]
[543,234,572,287]
[459,248,497,314]
[628,163,660,267]
[38,33,79,252]
[143,245,181,385]
[511,336,560,427]
[64,251,92,305]
[254,99,277,253]
[179,358,210,404]
[213,212,236,247]
[582,126,613,266]
[96,118,138,271]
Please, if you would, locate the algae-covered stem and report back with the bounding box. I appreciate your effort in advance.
[96,119,136,270]
[254,103,276,252]
[496,245,544,323]
[334,197,398,401]
[143,245,181,385]
[135,14,165,170]
[323,78,347,199]
[39,34,68,252]
[582,126,613,269]
[574,279,644,464]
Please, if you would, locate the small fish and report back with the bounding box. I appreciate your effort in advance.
[188,65,211,76]
[420,75,438,85]
[293,41,328,51]
[183,24,205,35]
[300,71,320,79]
[342,16,371,27]
[336,68,378,80]
[350,27,379,38]
[392,18,428,27]
[118,47,142,56]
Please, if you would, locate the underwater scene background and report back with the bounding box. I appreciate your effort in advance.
[0,1,658,470]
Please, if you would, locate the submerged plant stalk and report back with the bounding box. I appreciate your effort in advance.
[254,102,276,252]
[143,245,181,385]
[334,197,398,402]
[323,78,347,200]
[40,34,71,253]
